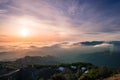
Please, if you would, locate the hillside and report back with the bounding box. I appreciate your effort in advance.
[104,74,120,80]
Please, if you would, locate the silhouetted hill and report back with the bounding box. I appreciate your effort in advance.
[80,41,104,46]
[110,41,120,47]
[13,55,60,66]
[80,41,120,46]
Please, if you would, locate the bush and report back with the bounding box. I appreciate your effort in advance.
[51,73,66,80]
[78,68,100,80]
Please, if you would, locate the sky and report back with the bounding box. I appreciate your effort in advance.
[0,0,120,42]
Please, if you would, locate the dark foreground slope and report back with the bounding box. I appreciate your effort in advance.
[0,62,120,80]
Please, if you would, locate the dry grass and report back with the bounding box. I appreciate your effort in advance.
[104,74,120,80]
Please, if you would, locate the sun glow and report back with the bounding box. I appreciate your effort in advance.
[20,28,29,37]
[16,17,37,38]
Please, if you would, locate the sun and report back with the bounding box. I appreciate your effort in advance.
[20,28,29,37]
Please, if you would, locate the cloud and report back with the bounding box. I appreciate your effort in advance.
[0,35,7,37]
[0,9,7,14]
[93,43,112,48]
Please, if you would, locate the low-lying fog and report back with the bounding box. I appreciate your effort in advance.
[0,41,115,61]
[1,41,120,67]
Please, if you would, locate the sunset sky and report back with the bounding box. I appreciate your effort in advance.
[0,0,120,42]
